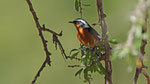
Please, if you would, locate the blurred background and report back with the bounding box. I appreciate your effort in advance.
[0,0,149,84]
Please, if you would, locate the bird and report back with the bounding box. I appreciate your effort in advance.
[69,18,102,48]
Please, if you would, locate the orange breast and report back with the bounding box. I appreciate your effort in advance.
[76,27,99,48]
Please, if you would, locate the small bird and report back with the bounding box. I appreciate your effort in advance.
[69,18,102,48]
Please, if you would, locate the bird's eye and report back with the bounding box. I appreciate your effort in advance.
[76,21,80,24]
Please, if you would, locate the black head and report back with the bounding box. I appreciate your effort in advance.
[69,18,91,29]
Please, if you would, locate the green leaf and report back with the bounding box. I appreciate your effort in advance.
[83,70,89,80]
[81,55,87,65]
[71,51,79,58]
[97,70,103,75]
[97,63,106,75]
[109,39,118,44]
[101,21,104,28]
[87,63,96,73]
[75,68,83,77]
[97,42,104,50]
[70,49,79,55]
[75,0,79,11]
[93,65,98,72]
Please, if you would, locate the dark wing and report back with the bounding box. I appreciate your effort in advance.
[89,28,102,41]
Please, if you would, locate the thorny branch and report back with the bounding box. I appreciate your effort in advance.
[96,0,112,84]
[26,0,70,84]
[40,25,67,58]
[26,0,52,84]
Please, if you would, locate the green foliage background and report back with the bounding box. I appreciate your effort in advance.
[0,0,149,84]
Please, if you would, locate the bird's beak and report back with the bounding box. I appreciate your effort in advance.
[68,21,74,23]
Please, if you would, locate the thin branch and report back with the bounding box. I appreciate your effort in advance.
[68,65,90,68]
[133,0,150,84]
[99,55,106,61]
[140,10,148,55]
[133,68,141,84]
[41,25,81,61]
[31,59,48,84]
[96,0,112,84]
[40,24,62,36]
[88,77,91,84]
[26,0,52,65]
[52,32,81,61]
[26,0,52,84]
[79,0,83,18]
[66,56,81,60]
[141,69,150,84]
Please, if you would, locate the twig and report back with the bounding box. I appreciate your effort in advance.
[96,0,112,84]
[88,77,91,84]
[26,0,69,84]
[31,59,48,84]
[41,25,80,61]
[66,56,81,60]
[133,68,141,84]
[141,69,150,84]
[132,0,150,84]
[79,0,82,18]
[40,24,62,36]
[68,65,90,68]
[26,0,52,84]
[52,33,81,60]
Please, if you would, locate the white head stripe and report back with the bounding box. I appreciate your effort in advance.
[75,18,91,28]
[76,19,87,24]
